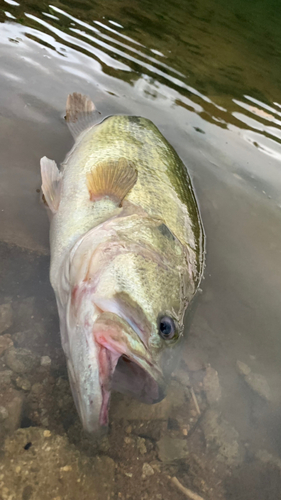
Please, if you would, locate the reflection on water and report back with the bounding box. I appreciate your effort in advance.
[0,0,281,498]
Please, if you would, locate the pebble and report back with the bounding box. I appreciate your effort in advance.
[0,303,13,334]
[0,334,13,356]
[142,463,155,478]
[137,437,147,455]
[16,377,31,391]
[31,383,43,395]
[41,356,51,367]
[43,430,51,438]
[0,406,9,421]
[60,465,72,472]
[5,347,40,374]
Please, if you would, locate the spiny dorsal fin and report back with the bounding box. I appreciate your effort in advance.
[40,156,62,214]
[86,158,138,206]
[65,92,101,139]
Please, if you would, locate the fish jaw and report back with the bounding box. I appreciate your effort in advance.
[64,289,164,433]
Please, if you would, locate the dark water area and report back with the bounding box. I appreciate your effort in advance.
[1,0,281,498]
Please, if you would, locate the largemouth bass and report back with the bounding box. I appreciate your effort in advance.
[40,93,204,433]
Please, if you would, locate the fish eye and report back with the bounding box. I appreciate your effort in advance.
[158,316,176,340]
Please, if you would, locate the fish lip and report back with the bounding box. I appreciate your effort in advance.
[93,312,165,426]
[64,304,164,434]
[93,311,163,380]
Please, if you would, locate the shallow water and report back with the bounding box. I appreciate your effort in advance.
[1,0,281,498]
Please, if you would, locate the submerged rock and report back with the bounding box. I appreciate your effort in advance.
[157,436,189,462]
[15,376,31,391]
[0,334,13,356]
[201,409,244,466]
[256,449,281,470]
[236,360,271,401]
[142,462,155,478]
[1,428,115,500]
[4,347,40,374]
[0,370,13,386]
[137,437,147,455]
[111,380,186,421]
[0,303,13,334]
[244,373,271,402]
[203,365,221,405]
[0,387,25,437]
[41,355,51,367]
[236,360,251,376]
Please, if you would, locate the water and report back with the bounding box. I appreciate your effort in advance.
[0,0,281,498]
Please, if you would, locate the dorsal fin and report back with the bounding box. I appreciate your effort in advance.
[86,158,138,206]
[40,156,62,214]
[65,92,101,139]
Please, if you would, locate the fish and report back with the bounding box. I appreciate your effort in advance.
[40,92,205,433]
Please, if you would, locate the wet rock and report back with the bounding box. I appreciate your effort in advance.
[203,365,221,405]
[0,303,13,334]
[0,334,13,356]
[1,428,116,500]
[41,355,51,367]
[142,462,155,478]
[137,437,147,455]
[0,370,13,385]
[4,347,40,374]
[111,380,186,421]
[0,387,25,437]
[201,410,243,466]
[15,376,31,391]
[236,360,251,376]
[157,436,189,462]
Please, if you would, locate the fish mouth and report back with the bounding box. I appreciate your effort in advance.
[67,311,165,433]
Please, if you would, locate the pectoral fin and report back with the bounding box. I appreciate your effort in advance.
[65,92,101,138]
[40,156,62,214]
[86,158,138,206]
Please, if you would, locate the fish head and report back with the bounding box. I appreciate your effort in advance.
[59,215,197,433]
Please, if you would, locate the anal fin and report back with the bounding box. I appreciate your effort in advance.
[40,156,62,214]
[86,158,138,206]
[65,92,101,139]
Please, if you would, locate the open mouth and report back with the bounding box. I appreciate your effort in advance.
[98,350,165,426]
[95,320,165,426]
[66,310,165,433]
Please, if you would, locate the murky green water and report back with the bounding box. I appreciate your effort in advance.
[1,0,281,499]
